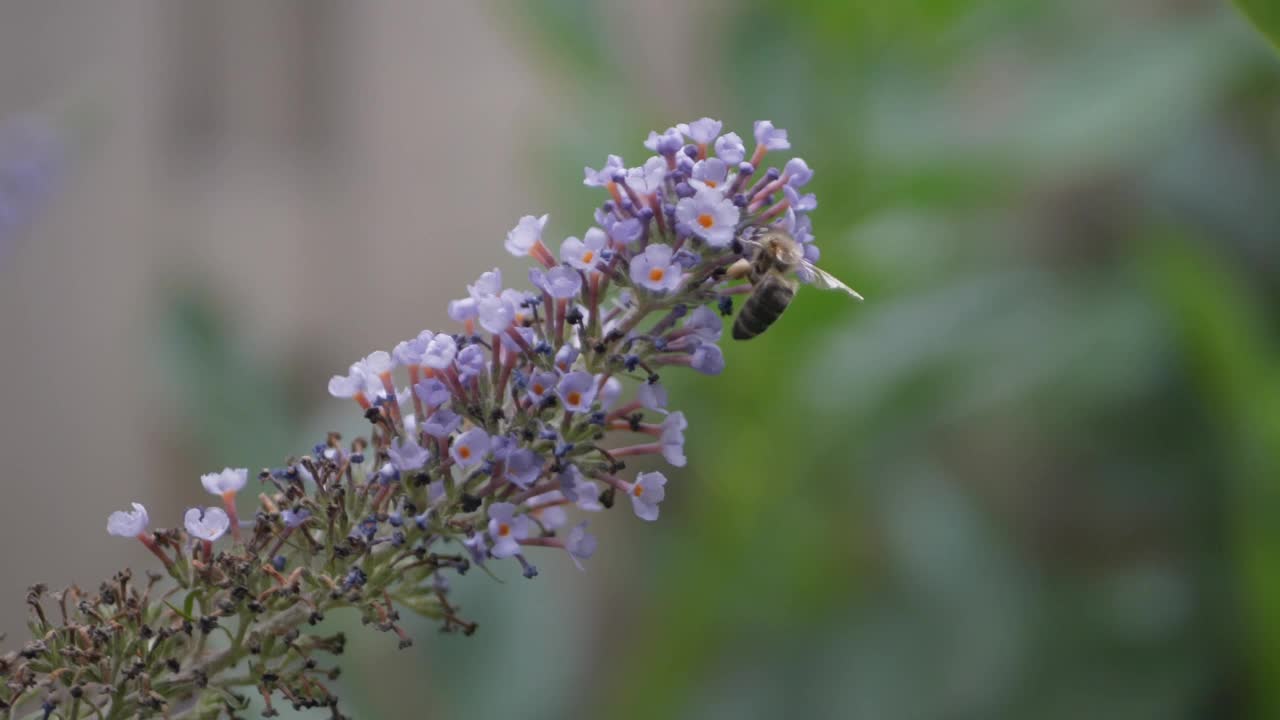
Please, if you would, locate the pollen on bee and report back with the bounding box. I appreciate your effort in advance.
[648,268,665,282]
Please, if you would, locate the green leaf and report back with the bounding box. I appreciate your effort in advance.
[1235,0,1280,50]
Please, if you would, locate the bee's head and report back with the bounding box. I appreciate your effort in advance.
[762,230,803,269]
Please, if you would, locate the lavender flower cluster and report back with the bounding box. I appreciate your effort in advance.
[7,119,822,719]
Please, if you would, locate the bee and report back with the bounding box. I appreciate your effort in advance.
[728,227,863,340]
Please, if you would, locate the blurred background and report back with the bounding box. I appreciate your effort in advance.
[2,0,1280,717]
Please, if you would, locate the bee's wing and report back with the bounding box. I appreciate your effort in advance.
[800,261,864,300]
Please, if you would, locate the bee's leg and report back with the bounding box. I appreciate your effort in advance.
[726,259,753,281]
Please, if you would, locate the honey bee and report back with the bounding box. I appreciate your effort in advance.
[728,228,863,340]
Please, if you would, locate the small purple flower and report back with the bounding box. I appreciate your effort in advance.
[753,120,790,151]
[468,268,503,299]
[644,127,684,155]
[661,411,687,466]
[530,493,568,529]
[638,381,668,413]
[456,344,488,380]
[599,375,622,410]
[501,326,537,353]
[715,132,746,164]
[388,436,430,472]
[201,468,248,497]
[560,228,607,271]
[690,158,729,191]
[554,345,579,373]
[505,448,543,489]
[327,364,371,401]
[448,297,478,322]
[423,408,462,439]
[505,214,549,258]
[683,305,723,342]
[583,154,625,187]
[422,334,458,369]
[281,508,311,528]
[629,471,667,521]
[527,370,558,403]
[463,532,489,565]
[675,188,738,247]
[678,118,723,145]
[534,265,582,300]
[184,507,231,542]
[478,293,515,333]
[605,216,643,245]
[629,244,682,293]
[784,157,813,187]
[107,503,149,537]
[451,427,490,467]
[557,371,598,413]
[487,502,531,559]
[691,343,725,375]
[783,185,817,213]
[414,378,450,407]
[393,330,433,366]
[565,521,598,571]
[625,157,667,195]
[570,476,604,512]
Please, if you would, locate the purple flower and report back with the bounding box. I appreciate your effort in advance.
[423,408,462,438]
[557,371,598,413]
[388,437,430,472]
[505,449,543,489]
[463,532,489,565]
[629,244,682,293]
[560,228,607,271]
[107,503,149,537]
[456,344,488,380]
[661,411,688,466]
[327,364,371,401]
[678,118,723,145]
[393,330,433,366]
[451,427,490,467]
[448,297,478,322]
[478,293,515,333]
[530,493,568,529]
[715,132,746,164]
[690,158,729,191]
[414,378,450,407]
[683,305,723,342]
[505,214,549,257]
[676,188,738,247]
[691,344,725,375]
[487,502,531,559]
[201,468,248,497]
[599,375,623,410]
[501,326,537,353]
[527,370,558,403]
[605,216,643,245]
[281,508,311,528]
[533,265,582,300]
[638,381,668,413]
[625,157,667,195]
[784,157,813,187]
[565,521,598,571]
[753,120,790,151]
[783,185,817,213]
[644,127,684,155]
[554,345,579,373]
[184,507,230,542]
[422,334,458,369]
[468,268,503,299]
[583,154,624,187]
[629,472,667,521]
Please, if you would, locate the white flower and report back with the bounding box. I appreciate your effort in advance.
[560,227,608,271]
[107,502,149,537]
[629,472,667,521]
[505,214,549,257]
[201,468,248,496]
[184,507,230,542]
[675,188,739,247]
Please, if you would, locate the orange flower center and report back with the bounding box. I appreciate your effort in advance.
[648,267,665,283]
[567,391,582,406]
[633,484,645,497]
[458,446,472,460]
[533,383,545,395]
[698,214,714,229]
[582,251,594,263]
[705,180,718,188]
[498,522,510,536]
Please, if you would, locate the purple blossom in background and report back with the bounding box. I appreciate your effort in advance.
[0,115,64,268]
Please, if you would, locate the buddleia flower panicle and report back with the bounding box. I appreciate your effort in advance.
[6,119,834,719]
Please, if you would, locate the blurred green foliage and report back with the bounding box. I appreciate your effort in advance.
[161,1,1280,718]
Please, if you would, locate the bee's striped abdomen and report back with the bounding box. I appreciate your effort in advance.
[733,276,794,340]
